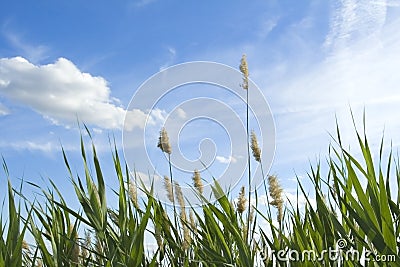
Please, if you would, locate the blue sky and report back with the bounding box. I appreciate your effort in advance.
[1,0,400,209]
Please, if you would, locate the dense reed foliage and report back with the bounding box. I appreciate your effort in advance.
[0,118,399,266]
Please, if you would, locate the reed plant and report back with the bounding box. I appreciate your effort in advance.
[1,116,399,266]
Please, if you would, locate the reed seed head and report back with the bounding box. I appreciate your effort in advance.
[249,206,255,225]
[69,225,80,263]
[183,224,191,250]
[189,210,196,231]
[174,181,185,209]
[164,175,174,203]
[239,54,249,90]
[267,175,284,223]
[94,234,103,262]
[128,179,138,208]
[192,169,203,195]
[180,208,187,225]
[242,224,248,240]
[250,131,261,162]
[157,127,172,154]
[237,185,247,214]
[22,240,30,251]
[81,230,91,260]
[277,206,283,224]
[161,209,171,232]
[155,225,163,248]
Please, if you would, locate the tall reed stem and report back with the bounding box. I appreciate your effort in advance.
[168,153,178,229]
[246,86,251,242]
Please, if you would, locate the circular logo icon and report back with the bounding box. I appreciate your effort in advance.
[336,238,347,250]
[123,61,275,206]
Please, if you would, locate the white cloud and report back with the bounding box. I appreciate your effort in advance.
[0,57,158,130]
[0,103,9,115]
[2,26,49,63]
[284,191,316,210]
[176,108,187,119]
[324,0,387,50]
[268,4,400,168]
[257,17,279,40]
[252,190,315,211]
[159,47,177,71]
[134,0,157,7]
[385,0,400,7]
[215,155,237,164]
[0,140,74,154]
[128,171,162,197]
[92,128,103,134]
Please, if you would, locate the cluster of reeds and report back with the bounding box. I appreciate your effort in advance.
[0,58,399,266]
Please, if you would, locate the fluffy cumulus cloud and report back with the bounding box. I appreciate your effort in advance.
[0,57,156,130]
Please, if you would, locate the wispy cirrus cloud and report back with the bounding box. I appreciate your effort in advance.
[239,0,400,186]
[0,139,77,154]
[0,103,9,115]
[159,47,177,71]
[133,0,157,8]
[1,22,49,63]
[324,0,387,51]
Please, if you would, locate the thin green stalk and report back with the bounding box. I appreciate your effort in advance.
[168,153,178,231]
[240,54,252,243]
[260,163,272,220]
[246,85,252,243]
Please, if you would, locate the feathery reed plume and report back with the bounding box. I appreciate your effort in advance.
[249,206,255,225]
[174,181,192,249]
[242,224,248,240]
[267,175,284,224]
[157,127,172,154]
[237,185,247,214]
[81,230,91,261]
[128,179,138,208]
[183,224,191,250]
[22,239,31,266]
[189,210,196,231]
[239,54,249,90]
[94,233,103,263]
[174,181,185,210]
[70,225,80,264]
[22,240,30,251]
[164,175,174,203]
[250,131,261,162]
[155,225,163,249]
[192,169,203,195]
